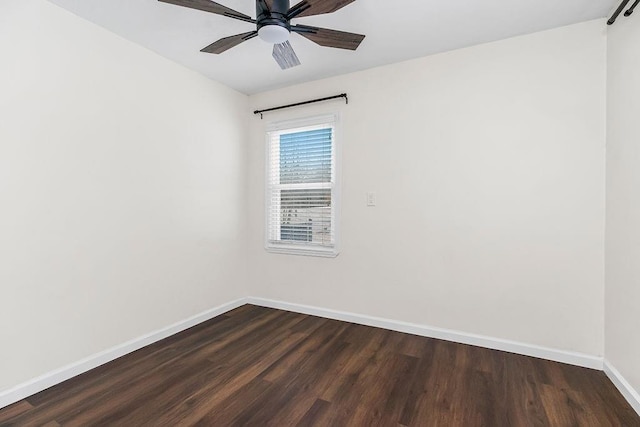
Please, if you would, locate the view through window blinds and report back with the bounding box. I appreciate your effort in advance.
[267,117,336,255]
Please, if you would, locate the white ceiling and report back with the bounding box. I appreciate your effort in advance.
[48,0,616,94]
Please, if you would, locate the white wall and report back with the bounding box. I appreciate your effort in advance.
[0,0,248,392]
[248,20,607,357]
[606,14,640,397]
[0,0,614,403]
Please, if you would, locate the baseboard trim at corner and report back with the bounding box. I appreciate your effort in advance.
[1,296,607,412]
[604,360,640,416]
[0,298,247,410]
[246,297,603,371]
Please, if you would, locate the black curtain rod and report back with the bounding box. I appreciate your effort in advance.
[625,0,640,16]
[254,93,348,119]
[609,0,633,24]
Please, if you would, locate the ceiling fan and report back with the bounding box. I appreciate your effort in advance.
[158,0,365,70]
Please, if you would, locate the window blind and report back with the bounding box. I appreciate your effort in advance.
[266,118,336,255]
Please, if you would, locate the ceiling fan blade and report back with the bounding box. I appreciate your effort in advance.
[292,25,364,50]
[287,0,356,18]
[158,0,255,23]
[273,41,301,69]
[201,31,258,54]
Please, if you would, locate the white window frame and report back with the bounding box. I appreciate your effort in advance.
[265,114,341,257]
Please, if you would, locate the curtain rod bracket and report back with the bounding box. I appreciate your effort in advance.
[254,93,348,119]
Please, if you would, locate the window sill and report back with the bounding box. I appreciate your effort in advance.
[266,245,339,258]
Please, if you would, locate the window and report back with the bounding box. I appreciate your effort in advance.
[266,115,339,257]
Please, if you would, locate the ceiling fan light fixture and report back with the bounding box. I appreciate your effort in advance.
[258,24,290,44]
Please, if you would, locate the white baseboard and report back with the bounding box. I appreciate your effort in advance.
[604,360,640,416]
[0,298,246,410]
[0,296,608,412]
[246,297,603,370]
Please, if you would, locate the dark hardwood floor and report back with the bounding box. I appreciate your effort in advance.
[1,305,638,426]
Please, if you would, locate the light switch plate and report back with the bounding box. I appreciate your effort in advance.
[367,192,376,207]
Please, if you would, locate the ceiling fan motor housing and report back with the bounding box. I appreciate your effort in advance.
[257,0,292,32]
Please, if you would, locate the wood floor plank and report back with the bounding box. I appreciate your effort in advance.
[507,355,552,426]
[1,304,638,426]
[257,339,353,425]
[295,398,332,426]
[192,377,275,426]
[318,324,392,403]
[0,401,33,424]
[345,353,419,426]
